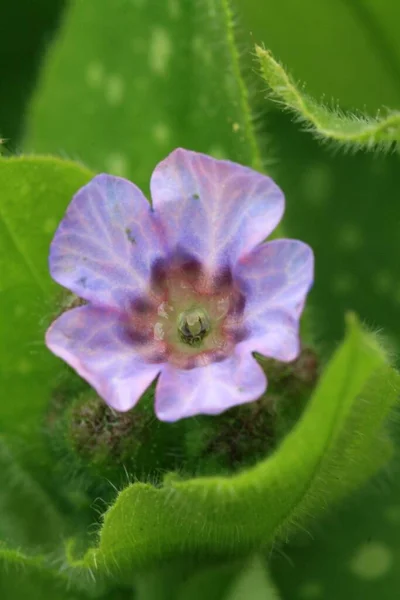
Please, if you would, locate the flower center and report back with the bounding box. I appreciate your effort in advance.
[177,307,211,347]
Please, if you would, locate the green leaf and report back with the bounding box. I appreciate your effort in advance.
[0,546,76,600]
[273,470,400,600]
[0,437,64,549]
[133,559,237,600]
[263,109,400,356]
[0,544,123,600]
[225,556,281,600]
[175,556,280,600]
[67,314,399,575]
[24,0,263,191]
[175,562,242,600]
[0,0,65,148]
[256,46,400,151]
[0,156,92,465]
[239,0,400,113]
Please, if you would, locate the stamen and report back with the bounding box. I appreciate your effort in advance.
[178,307,211,346]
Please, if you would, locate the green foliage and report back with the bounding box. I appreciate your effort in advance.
[260,110,400,600]
[0,156,92,449]
[0,547,77,600]
[2,0,400,595]
[184,347,318,477]
[174,561,241,600]
[24,0,263,193]
[133,556,280,600]
[0,544,133,600]
[46,384,188,499]
[62,315,399,576]
[238,0,400,112]
[0,437,64,550]
[256,46,400,151]
[0,0,66,148]
[264,109,400,356]
[225,556,280,600]
[0,156,92,533]
[272,472,400,600]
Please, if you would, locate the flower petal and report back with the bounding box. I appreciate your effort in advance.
[150,148,284,272]
[154,350,267,421]
[46,306,162,411]
[49,174,164,309]
[235,239,314,361]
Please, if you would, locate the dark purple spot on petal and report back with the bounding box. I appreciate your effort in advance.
[229,291,246,316]
[172,247,203,282]
[122,328,150,345]
[147,351,167,364]
[233,327,249,344]
[212,352,227,364]
[125,227,136,244]
[151,257,168,290]
[182,356,198,370]
[77,276,87,288]
[214,265,233,289]
[180,257,202,277]
[130,297,155,315]
[174,247,201,270]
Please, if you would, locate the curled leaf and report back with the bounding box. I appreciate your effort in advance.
[256,45,400,152]
[69,314,399,576]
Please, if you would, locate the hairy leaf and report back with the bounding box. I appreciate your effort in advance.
[239,0,400,112]
[256,46,400,151]
[66,314,399,575]
[0,156,92,465]
[0,437,64,549]
[0,547,74,600]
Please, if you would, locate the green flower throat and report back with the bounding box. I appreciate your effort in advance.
[177,307,211,347]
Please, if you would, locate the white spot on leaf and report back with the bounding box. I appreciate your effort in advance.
[149,27,172,76]
[14,305,25,318]
[105,153,128,177]
[106,74,125,105]
[86,62,104,87]
[18,359,32,375]
[350,542,393,580]
[152,123,170,145]
[299,581,323,599]
[208,145,226,159]
[375,270,393,294]
[168,0,180,18]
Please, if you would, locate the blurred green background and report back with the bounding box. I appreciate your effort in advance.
[1,1,400,598]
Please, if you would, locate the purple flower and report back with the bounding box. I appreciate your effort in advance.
[46,149,314,421]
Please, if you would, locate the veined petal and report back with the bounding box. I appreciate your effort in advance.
[235,239,314,361]
[49,174,164,309]
[155,350,267,421]
[150,148,284,272]
[238,309,300,361]
[46,306,162,411]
